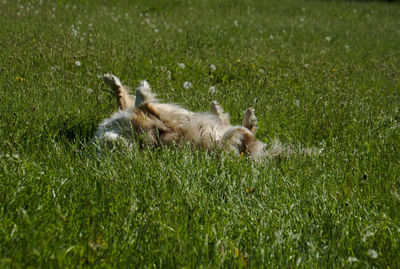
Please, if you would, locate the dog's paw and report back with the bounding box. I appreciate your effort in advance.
[243,108,256,124]
[135,80,155,107]
[103,74,122,88]
[137,80,151,93]
[243,108,257,133]
[210,101,225,115]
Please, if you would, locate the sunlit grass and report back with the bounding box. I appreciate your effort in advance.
[1,0,399,267]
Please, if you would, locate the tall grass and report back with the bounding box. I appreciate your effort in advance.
[1,0,399,267]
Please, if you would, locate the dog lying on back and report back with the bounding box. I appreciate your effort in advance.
[94,74,308,159]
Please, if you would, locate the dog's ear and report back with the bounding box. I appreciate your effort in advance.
[242,108,258,134]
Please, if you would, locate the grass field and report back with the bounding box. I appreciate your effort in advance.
[1,0,400,267]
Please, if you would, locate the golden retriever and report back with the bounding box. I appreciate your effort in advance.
[94,74,315,159]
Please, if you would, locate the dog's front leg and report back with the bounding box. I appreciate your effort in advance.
[103,74,135,110]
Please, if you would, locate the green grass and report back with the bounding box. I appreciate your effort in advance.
[1,0,400,267]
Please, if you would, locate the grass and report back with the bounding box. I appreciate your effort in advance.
[1,0,400,267]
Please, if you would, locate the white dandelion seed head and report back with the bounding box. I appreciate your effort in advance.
[178,63,185,69]
[234,20,239,27]
[183,81,192,89]
[304,64,309,68]
[75,61,81,67]
[154,28,159,33]
[325,36,332,42]
[367,249,378,259]
[269,35,274,40]
[362,230,375,242]
[259,68,265,73]
[209,86,216,94]
[347,257,358,263]
[87,88,93,93]
[210,64,216,72]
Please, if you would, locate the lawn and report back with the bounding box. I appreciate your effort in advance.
[1,0,399,267]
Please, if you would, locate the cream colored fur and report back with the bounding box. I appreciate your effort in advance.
[94,74,316,159]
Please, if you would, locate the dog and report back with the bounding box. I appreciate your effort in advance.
[94,74,313,159]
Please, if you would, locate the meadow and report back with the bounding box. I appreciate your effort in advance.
[1,0,399,267]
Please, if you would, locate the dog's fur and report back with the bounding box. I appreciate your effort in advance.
[94,74,313,159]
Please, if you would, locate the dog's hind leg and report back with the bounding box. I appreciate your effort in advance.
[242,108,258,134]
[103,74,135,110]
[210,101,230,126]
[221,126,254,155]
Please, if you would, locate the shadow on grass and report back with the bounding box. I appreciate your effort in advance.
[56,115,99,145]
